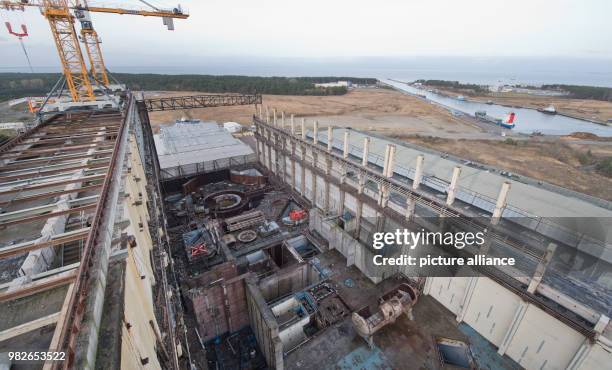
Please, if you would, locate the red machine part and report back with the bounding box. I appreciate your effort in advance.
[289,209,308,221]
[191,244,209,257]
[5,22,28,38]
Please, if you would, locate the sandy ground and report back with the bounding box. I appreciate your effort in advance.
[145,88,481,135]
[432,87,612,124]
[146,88,612,201]
[399,135,612,201]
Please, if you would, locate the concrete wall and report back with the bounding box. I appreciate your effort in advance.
[258,262,311,302]
[256,123,612,370]
[188,262,249,342]
[246,280,284,369]
[121,133,164,369]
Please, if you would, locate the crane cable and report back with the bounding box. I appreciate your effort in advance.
[2,10,34,72]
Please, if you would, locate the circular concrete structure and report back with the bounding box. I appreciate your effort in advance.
[204,189,248,216]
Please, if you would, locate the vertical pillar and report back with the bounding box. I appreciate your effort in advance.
[255,134,260,160]
[313,121,319,144]
[267,132,272,172]
[446,166,461,206]
[273,108,277,126]
[281,111,285,129]
[339,130,350,217]
[343,131,350,159]
[290,114,295,136]
[362,137,370,167]
[498,301,529,356]
[492,181,511,225]
[406,154,424,220]
[258,105,263,120]
[311,151,318,208]
[300,145,306,196]
[327,126,333,152]
[527,243,557,294]
[265,106,270,124]
[324,155,331,213]
[291,142,296,191]
[301,118,306,140]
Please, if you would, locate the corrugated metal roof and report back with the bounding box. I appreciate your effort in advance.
[154,121,253,169]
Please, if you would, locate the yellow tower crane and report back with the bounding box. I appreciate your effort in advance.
[1,0,188,103]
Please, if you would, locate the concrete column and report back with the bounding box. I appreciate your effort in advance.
[327,126,333,152]
[258,105,263,120]
[527,243,557,294]
[343,131,350,159]
[291,142,296,191]
[354,199,363,240]
[279,137,285,183]
[384,144,395,177]
[300,145,306,196]
[265,106,270,124]
[456,277,478,323]
[362,137,370,167]
[281,111,285,129]
[446,166,461,206]
[290,114,295,136]
[406,154,424,220]
[273,108,277,126]
[492,181,511,225]
[324,157,331,213]
[267,140,272,172]
[255,136,260,161]
[311,152,318,207]
[498,301,529,356]
[301,118,306,140]
[313,121,319,144]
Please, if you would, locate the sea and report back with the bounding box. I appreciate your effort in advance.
[2,56,612,87]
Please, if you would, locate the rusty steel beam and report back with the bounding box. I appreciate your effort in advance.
[0,228,89,259]
[0,143,115,159]
[0,174,106,196]
[142,93,262,111]
[0,163,109,182]
[0,151,113,171]
[0,204,97,228]
[21,133,116,145]
[0,184,103,207]
[27,131,119,142]
[0,269,77,303]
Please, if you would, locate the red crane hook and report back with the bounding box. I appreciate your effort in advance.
[5,22,28,38]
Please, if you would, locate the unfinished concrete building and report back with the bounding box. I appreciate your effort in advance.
[1,92,610,370]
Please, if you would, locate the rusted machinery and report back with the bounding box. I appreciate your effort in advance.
[282,209,308,226]
[352,283,419,348]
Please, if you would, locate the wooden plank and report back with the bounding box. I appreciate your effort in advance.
[0,312,61,342]
[0,269,77,303]
[42,284,74,370]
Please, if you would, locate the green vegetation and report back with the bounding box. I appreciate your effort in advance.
[541,84,612,102]
[0,73,378,101]
[414,79,488,94]
[596,157,612,177]
[503,138,519,146]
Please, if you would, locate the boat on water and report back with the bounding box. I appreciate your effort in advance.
[475,111,516,129]
[486,100,494,105]
[538,105,557,115]
[457,95,466,101]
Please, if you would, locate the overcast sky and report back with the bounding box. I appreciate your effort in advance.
[1,0,611,68]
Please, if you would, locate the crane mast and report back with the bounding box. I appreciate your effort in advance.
[2,0,188,110]
[42,0,95,101]
[74,7,110,86]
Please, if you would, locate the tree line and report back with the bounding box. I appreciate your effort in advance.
[0,73,377,101]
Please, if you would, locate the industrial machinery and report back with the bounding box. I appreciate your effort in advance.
[1,0,188,112]
[282,209,308,226]
[352,283,419,348]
